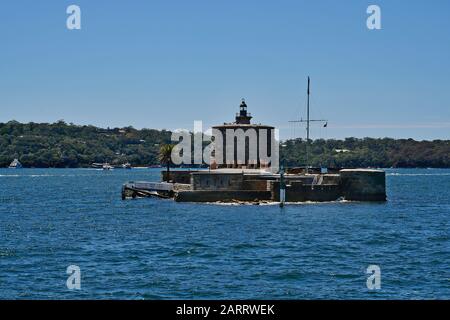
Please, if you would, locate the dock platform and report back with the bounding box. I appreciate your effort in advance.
[121,181,174,200]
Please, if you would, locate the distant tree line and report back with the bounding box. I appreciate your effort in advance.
[0,120,171,167]
[1,121,449,168]
[280,137,450,168]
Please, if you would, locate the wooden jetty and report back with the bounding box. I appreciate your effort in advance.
[121,181,174,200]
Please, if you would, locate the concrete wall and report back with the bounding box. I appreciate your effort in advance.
[175,190,272,202]
[242,179,270,191]
[271,181,341,202]
[322,174,341,185]
[161,171,194,184]
[170,170,385,202]
[339,169,386,201]
[191,172,244,191]
[283,174,340,186]
[173,183,192,191]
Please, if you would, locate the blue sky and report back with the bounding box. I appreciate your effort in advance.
[1,0,449,140]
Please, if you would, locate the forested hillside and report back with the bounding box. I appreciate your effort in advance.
[280,137,450,168]
[1,121,449,168]
[0,121,171,167]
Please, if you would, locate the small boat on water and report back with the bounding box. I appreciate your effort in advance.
[92,162,131,169]
[102,163,114,170]
[9,159,22,169]
[122,162,132,169]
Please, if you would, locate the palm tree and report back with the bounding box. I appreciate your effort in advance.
[158,144,175,182]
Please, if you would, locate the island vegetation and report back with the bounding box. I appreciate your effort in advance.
[0,120,171,168]
[0,121,449,168]
[280,137,450,169]
[158,144,175,181]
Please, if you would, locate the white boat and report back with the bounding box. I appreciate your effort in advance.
[9,159,22,169]
[102,163,114,170]
[122,162,132,169]
[91,162,104,169]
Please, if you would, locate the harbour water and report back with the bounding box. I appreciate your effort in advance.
[0,168,449,299]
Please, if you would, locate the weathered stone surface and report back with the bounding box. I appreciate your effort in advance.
[161,171,194,184]
[175,190,272,202]
[242,179,270,191]
[126,169,387,203]
[340,169,386,201]
[191,172,244,191]
[271,181,341,202]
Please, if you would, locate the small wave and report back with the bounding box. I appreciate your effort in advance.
[232,243,261,250]
[172,249,194,257]
[270,270,304,281]
[208,201,278,206]
[388,173,450,176]
[30,174,54,177]
[284,199,353,205]
[203,199,358,206]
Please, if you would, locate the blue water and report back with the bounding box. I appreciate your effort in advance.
[0,168,449,299]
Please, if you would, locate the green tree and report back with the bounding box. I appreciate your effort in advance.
[158,144,175,181]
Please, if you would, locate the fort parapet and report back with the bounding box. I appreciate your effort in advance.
[122,168,386,203]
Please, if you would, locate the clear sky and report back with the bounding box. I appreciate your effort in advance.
[1,0,449,140]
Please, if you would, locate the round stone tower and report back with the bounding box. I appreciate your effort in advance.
[212,99,275,169]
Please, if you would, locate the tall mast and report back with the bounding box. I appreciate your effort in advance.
[288,76,327,174]
[307,76,310,142]
[306,76,310,172]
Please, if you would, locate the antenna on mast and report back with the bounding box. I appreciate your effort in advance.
[289,76,328,173]
[307,76,310,143]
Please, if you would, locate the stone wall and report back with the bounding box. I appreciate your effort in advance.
[242,179,270,191]
[170,170,386,202]
[161,171,195,184]
[175,190,272,202]
[270,181,341,202]
[339,169,386,201]
[191,172,244,191]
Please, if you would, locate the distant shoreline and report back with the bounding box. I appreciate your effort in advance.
[1,120,449,169]
[3,166,450,170]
